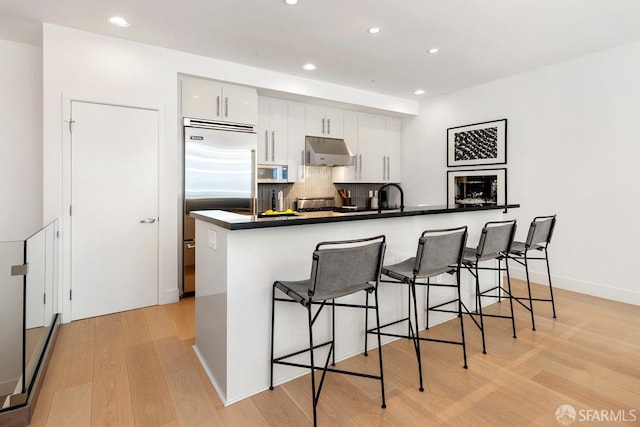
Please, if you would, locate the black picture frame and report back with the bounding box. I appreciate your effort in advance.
[447,168,507,208]
[447,119,507,167]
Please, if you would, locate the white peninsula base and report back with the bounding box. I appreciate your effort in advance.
[192,208,512,405]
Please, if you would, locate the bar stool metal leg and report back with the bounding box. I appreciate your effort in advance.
[373,288,387,408]
[523,252,536,330]
[425,277,431,330]
[546,248,557,318]
[410,280,425,392]
[475,264,487,354]
[307,306,318,426]
[269,284,276,390]
[364,292,370,356]
[504,257,517,338]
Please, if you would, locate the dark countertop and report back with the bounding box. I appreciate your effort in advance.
[190,203,520,231]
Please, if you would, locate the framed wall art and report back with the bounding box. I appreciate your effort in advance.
[447,168,507,208]
[447,119,507,167]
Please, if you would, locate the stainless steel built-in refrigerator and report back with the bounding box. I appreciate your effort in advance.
[182,118,257,294]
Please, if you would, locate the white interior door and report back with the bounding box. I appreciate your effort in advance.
[70,101,159,320]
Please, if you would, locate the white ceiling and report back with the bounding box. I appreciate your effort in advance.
[2,0,640,100]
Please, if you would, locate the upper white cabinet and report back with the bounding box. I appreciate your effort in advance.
[305,105,344,138]
[357,113,386,182]
[257,98,288,165]
[333,113,402,183]
[181,77,257,125]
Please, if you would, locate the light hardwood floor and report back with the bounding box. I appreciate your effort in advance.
[29,280,640,426]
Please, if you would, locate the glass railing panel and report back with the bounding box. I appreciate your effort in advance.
[0,239,25,409]
[24,220,59,393]
[0,219,59,412]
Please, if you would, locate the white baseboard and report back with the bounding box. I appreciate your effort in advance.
[509,267,640,307]
[160,287,180,305]
[192,344,227,404]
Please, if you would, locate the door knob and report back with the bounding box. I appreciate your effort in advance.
[140,217,157,223]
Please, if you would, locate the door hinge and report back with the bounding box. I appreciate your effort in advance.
[69,205,72,216]
[56,230,60,238]
[69,289,72,300]
[11,264,29,276]
[66,119,75,132]
[43,293,46,305]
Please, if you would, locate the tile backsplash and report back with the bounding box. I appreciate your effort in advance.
[258,166,393,212]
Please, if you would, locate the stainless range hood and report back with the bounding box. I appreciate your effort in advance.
[305,136,354,166]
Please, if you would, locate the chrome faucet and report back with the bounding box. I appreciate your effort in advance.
[377,183,404,214]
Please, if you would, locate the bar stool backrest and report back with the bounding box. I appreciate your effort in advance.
[414,226,468,277]
[475,220,517,260]
[525,215,556,248]
[308,235,386,298]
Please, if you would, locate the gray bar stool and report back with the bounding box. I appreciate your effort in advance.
[462,219,517,354]
[269,235,387,427]
[508,215,557,330]
[366,226,468,392]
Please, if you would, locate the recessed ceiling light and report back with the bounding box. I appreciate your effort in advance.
[368,27,381,34]
[284,0,298,5]
[427,48,439,54]
[109,16,129,27]
[414,89,425,95]
[302,63,316,71]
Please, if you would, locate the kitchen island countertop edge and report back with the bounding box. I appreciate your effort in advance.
[190,204,520,230]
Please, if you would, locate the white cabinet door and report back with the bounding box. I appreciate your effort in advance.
[222,83,258,125]
[324,107,344,138]
[305,105,325,137]
[257,97,288,164]
[385,118,402,182]
[268,99,288,164]
[357,113,386,182]
[305,106,344,138]
[182,77,257,125]
[182,77,224,120]
[71,101,158,320]
[287,101,306,182]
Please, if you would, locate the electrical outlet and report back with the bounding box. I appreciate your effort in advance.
[208,229,217,249]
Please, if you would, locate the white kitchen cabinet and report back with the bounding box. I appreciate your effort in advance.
[357,113,386,182]
[333,113,402,183]
[305,105,344,138]
[181,77,257,125]
[257,98,288,165]
[287,101,306,182]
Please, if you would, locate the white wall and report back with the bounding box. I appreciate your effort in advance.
[41,24,417,322]
[0,39,42,241]
[403,40,640,305]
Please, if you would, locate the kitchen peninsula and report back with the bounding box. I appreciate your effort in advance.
[191,204,519,405]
